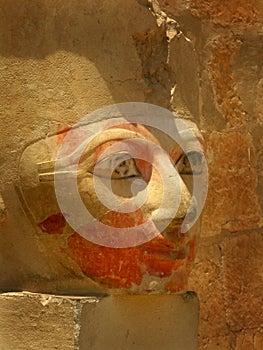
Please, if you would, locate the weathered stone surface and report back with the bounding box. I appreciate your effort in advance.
[200,69,226,132]
[198,335,233,350]
[207,36,245,128]
[0,292,75,350]
[189,0,263,27]
[233,36,263,128]
[255,78,263,125]
[0,194,7,223]
[133,26,174,108]
[169,32,200,121]
[232,329,263,349]
[235,330,254,350]
[254,125,263,172]
[79,293,199,350]
[254,330,263,350]
[253,124,263,216]
[201,131,261,236]
[158,0,263,27]
[188,242,228,340]
[222,233,263,330]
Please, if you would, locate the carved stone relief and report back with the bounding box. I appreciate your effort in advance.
[19,104,207,294]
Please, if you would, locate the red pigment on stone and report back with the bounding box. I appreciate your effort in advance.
[38,209,195,291]
[39,213,66,235]
[62,232,189,290]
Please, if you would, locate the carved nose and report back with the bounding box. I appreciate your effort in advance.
[153,196,198,240]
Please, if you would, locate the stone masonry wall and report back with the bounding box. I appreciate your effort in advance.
[151,0,263,348]
[0,0,262,349]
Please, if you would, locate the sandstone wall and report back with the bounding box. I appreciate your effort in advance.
[0,0,262,349]
[153,0,263,348]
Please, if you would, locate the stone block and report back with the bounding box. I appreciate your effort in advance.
[201,131,261,236]
[207,36,245,128]
[0,292,199,350]
[79,293,199,350]
[222,232,263,330]
[254,330,263,350]
[188,242,228,340]
[0,292,75,350]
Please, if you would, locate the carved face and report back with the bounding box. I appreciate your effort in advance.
[19,117,205,293]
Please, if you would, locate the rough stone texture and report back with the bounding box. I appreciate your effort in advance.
[198,335,234,350]
[201,131,261,236]
[0,194,7,223]
[207,36,245,128]
[254,330,263,350]
[233,34,263,128]
[158,0,263,27]
[133,26,175,108]
[189,0,263,27]
[169,31,201,121]
[188,243,228,340]
[153,0,263,347]
[255,78,263,125]
[79,293,199,350]
[235,331,254,350]
[222,232,263,331]
[0,292,75,350]
[235,329,263,350]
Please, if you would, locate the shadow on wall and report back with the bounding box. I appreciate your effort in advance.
[0,0,148,58]
[0,0,176,109]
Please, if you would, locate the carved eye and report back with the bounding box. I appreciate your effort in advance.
[92,152,142,179]
[175,151,204,175]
